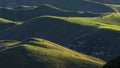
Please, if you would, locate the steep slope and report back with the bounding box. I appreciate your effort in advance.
[0,14,120,61]
[0,38,105,68]
[103,56,120,68]
[0,4,100,21]
[0,0,114,13]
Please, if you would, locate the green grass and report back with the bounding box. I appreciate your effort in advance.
[0,18,22,25]
[0,38,105,68]
[42,13,120,31]
[0,18,13,23]
[26,38,104,63]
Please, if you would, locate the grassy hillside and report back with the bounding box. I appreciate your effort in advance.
[0,4,102,21]
[0,0,118,68]
[0,38,105,68]
[0,0,115,13]
[0,13,120,61]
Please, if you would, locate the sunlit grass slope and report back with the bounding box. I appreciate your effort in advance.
[47,13,120,31]
[0,18,13,23]
[0,38,105,68]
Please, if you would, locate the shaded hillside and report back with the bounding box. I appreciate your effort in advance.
[0,0,114,13]
[69,28,120,61]
[0,38,105,68]
[0,16,94,44]
[103,56,120,68]
[0,14,120,61]
[0,4,101,21]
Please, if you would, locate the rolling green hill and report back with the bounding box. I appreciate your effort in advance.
[0,0,119,68]
[0,4,101,21]
[0,38,105,68]
[55,13,120,30]
[0,0,115,13]
[0,13,120,61]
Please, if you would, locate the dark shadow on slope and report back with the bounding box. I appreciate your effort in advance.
[103,56,120,68]
[69,28,120,61]
[0,23,16,31]
[0,17,96,45]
